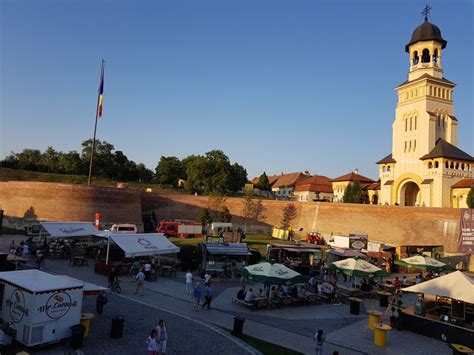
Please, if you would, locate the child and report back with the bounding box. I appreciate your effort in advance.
[147,329,158,355]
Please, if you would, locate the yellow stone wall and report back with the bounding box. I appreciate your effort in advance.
[451,187,471,208]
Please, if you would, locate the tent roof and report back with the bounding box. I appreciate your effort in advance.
[109,233,179,257]
[329,248,366,258]
[403,271,474,304]
[40,222,101,238]
[0,270,83,292]
[58,275,108,295]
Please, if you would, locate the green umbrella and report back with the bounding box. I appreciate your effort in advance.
[326,258,389,277]
[240,262,308,285]
[394,255,452,272]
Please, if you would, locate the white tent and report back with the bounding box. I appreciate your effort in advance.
[40,222,101,238]
[403,271,474,304]
[108,233,180,258]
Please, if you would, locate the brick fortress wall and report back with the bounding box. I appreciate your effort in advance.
[0,181,143,230]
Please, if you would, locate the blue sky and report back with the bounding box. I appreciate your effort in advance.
[1,0,473,180]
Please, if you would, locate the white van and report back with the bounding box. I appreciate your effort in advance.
[109,224,138,234]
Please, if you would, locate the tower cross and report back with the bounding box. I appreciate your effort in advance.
[421,4,432,21]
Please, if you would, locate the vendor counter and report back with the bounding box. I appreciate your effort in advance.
[400,307,474,348]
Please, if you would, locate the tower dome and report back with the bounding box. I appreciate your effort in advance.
[405,19,447,52]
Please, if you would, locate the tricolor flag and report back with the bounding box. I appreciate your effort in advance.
[98,63,104,118]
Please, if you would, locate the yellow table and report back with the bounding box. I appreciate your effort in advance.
[368,310,383,330]
[80,313,95,337]
[449,343,473,355]
[372,323,391,347]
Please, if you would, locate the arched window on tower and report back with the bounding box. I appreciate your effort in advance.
[450,162,454,169]
[461,163,465,171]
[414,140,416,151]
[410,117,413,130]
[435,161,439,168]
[405,119,407,132]
[429,86,432,96]
[433,49,438,64]
[428,162,433,169]
[413,51,419,65]
[414,116,417,130]
[445,161,449,169]
[455,162,459,170]
[421,49,430,63]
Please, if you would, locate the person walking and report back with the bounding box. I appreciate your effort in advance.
[202,283,213,310]
[108,267,118,290]
[96,291,108,316]
[21,242,29,259]
[135,269,145,296]
[144,261,152,281]
[185,270,193,296]
[35,249,45,269]
[147,329,158,355]
[155,319,168,355]
[204,272,211,285]
[130,259,140,278]
[193,282,201,311]
[314,329,325,355]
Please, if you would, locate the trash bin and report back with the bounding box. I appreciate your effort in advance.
[349,297,362,315]
[378,292,390,307]
[110,316,125,339]
[231,317,245,337]
[80,313,95,337]
[70,324,85,350]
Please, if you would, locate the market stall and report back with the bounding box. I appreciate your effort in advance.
[400,271,474,347]
[197,243,251,276]
[0,270,85,347]
[326,248,367,263]
[266,243,324,275]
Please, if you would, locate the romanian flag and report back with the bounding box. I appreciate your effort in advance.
[98,63,104,118]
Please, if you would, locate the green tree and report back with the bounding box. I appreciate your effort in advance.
[220,206,232,222]
[182,155,206,193]
[41,146,59,173]
[242,191,255,232]
[13,149,43,171]
[351,180,363,204]
[206,193,228,221]
[81,139,115,178]
[343,183,353,203]
[197,208,213,226]
[467,184,474,208]
[155,156,185,185]
[281,203,297,229]
[136,163,153,183]
[255,172,271,191]
[57,151,83,175]
[229,163,248,193]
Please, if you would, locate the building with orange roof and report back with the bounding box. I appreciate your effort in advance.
[294,175,333,202]
[451,179,474,208]
[331,169,375,203]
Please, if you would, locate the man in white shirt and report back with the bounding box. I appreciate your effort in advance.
[185,271,193,295]
[244,288,255,303]
[144,262,152,281]
[204,272,211,285]
[135,270,145,296]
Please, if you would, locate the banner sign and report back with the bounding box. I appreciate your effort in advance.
[349,234,368,250]
[458,209,474,254]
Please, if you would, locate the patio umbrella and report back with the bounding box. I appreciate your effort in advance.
[394,255,451,272]
[326,258,389,277]
[240,262,308,285]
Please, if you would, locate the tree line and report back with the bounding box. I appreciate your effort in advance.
[1,141,249,193]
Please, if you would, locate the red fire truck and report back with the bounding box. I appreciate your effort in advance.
[156,221,203,238]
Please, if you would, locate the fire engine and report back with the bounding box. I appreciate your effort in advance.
[156,221,203,238]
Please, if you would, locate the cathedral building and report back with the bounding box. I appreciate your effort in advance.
[376,12,473,207]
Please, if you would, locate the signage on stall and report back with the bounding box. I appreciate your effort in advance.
[5,289,29,323]
[37,291,78,319]
[206,236,224,244]
[458,209,474,254]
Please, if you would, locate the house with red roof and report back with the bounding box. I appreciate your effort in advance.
[294,175,334,202]
[331,169,376,203]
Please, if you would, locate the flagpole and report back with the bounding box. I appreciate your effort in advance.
[88,60,105,186]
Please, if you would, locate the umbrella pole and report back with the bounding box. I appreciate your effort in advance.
[105,232,110,265]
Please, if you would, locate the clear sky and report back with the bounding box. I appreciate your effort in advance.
[1,0,473,180]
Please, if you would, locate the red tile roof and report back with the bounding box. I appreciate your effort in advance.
[451,179,474,189]
[294,183,333,193]
[251,172,306,188]
[363,182,381,191]
[331,172,375,183]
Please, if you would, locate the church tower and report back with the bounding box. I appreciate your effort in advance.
[377,6,473,207]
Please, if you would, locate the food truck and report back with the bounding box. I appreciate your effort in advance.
[197,243,252,276]
[0,270,105,347]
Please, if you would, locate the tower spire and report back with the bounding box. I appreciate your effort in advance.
[421,4,432,22]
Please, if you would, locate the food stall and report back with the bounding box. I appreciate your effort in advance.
[400,271,474,347]
[0,270,93,347]
[266,243,324,275]
[197,243,251,276]
[326,248,367,263]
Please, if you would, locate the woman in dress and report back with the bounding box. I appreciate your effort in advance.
[156,320,168,355]
[147,329,158,355]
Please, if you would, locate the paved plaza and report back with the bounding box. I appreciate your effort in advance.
[0,235,451,354]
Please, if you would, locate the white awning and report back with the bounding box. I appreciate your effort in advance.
[0,270,83,292]
[58,275,108,296]
[108,233,180,257]
[403,271,474,304]
[40,222,101,238]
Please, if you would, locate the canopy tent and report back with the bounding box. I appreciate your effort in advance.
[394,255,451,272]
[403,271,474,304]
[326,258,389,277]
[205,243,251,256]
[108,233,179,258]
[58,275,108,296]
[328,248,366,258]
[240,262,308,285]
[40,222,102,238]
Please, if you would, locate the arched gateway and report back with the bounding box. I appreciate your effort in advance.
[399,181,420,206]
